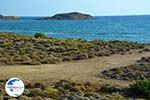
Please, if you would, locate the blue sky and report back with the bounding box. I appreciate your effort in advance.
[1,0,150,16]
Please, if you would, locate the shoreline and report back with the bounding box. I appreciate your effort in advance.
[0,31,150,44]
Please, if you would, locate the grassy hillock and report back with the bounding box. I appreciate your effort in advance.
[0,32,145,65]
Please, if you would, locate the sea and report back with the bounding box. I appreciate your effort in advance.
[0,15,150,43]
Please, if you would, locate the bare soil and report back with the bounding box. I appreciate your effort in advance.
[0,50,149,87]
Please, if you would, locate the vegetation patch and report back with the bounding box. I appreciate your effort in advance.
[0,79,146,100]
[0,32,145,65]
[128,80,150,99]
[100,57,150,81]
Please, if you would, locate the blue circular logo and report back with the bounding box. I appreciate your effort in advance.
[5,78,25,97]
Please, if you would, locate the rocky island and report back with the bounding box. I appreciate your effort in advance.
[37,12,93,20]
[0,15,20,20]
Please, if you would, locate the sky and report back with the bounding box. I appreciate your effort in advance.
[1,0,150,16]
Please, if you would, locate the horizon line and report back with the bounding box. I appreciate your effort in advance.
[1,13,150,17]
[13,14,150,17]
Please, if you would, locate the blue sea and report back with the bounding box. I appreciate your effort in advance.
[0,15,150,43]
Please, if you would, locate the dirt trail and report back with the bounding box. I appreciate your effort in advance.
[0,51,150,87]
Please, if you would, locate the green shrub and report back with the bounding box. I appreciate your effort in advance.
[44,87,59,98]
[129,80,150,98]
[45,87,58,94]
[34,32,46,38]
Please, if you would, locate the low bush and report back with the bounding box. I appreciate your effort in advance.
[129,80,150,99]
[34,32,46,38]
[44,87,59,99]
[29,88,42,97]
[98,85,121,93]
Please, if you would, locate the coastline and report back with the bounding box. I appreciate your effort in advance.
[1,0,150,99]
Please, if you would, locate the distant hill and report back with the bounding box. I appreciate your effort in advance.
[0,15,20,20]
[37,12,93,20]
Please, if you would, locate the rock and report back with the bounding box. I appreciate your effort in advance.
[37,12,93,20]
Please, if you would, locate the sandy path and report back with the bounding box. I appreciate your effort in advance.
[0,51,149,86]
